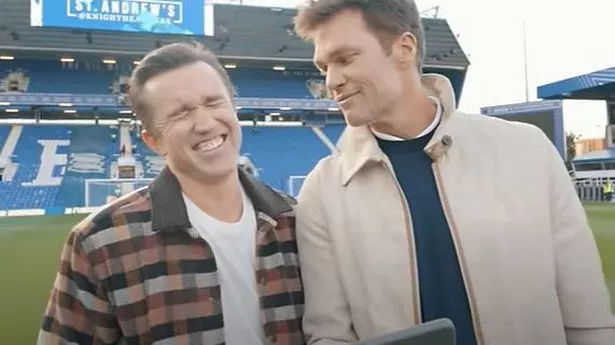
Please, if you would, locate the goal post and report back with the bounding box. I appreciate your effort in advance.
[84,178,154,208]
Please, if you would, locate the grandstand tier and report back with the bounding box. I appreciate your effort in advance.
[0,59,325,99]
[0,126,70,210]
[0,1,469,213]
[54,126,117,207]
[0,124,345,211]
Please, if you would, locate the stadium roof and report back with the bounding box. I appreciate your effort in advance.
[0,2,469,69]
[537,66,615,101]
[572,148,615,163]
[535,67,615,163]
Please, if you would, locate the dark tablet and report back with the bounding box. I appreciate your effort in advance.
[353,318,456,345]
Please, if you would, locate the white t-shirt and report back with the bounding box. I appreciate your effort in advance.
[183,189,264,345]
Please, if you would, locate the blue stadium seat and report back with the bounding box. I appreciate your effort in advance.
[240,126,332,192]
[54,126,116,207]
[0,126,9,148]
[229,69,315,99]
[0,124,344,210]
[0,126,71,210]
[321,124,346,145]
[132,131,163,179]
[1,60,118,94]
[2,59,322,99]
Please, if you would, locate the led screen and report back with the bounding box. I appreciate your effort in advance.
[30,0,214,36]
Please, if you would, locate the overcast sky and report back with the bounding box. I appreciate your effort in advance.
[214,0,613,138]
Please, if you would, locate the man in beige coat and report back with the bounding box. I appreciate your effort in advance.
[292,1,615,345]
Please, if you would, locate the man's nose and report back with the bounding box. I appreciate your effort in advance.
[325,67,345,93]
[192,108,216,132]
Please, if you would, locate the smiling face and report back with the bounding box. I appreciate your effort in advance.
[312,9,406,127]
[141,61,241,184]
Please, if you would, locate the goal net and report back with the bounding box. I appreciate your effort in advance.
[84,178,154,208]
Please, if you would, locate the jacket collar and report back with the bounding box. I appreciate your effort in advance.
[149,166,293,232]
[337,74,459,186]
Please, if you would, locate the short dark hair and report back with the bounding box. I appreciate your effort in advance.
[294,0,425,70]
[128,41,235,134]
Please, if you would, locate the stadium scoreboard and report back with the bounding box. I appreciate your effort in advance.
[480,100,566,161]
[30,0,215,36]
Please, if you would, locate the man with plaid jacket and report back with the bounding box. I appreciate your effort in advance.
[37,42,305,345]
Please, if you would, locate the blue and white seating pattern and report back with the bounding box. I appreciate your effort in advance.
[1,60,327,99]
[0,124,345,211]
[0,60,341,211]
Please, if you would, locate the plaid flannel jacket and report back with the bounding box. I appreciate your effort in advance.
[37,167,305,345]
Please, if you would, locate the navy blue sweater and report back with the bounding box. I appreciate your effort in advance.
[376,130,478,345]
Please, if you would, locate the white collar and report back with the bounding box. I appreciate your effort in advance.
[371,96,442,141]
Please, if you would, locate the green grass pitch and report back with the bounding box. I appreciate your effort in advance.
[0,203,613,344]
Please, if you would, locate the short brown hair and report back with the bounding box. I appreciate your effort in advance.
[294,0,425,70]
[128,41,235,134]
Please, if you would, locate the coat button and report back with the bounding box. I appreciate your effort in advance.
[441,135,452,146]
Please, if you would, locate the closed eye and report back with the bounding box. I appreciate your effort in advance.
[202,95,228,107]
[314,51,359,76]
[172,105,195,118]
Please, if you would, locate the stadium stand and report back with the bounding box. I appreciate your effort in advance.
[131,129,163,179]
[0,60,323,99]
[0,126,11,181]
[241,126,333,191]
[230,69,317,99]
[321,124,346,146]
[0,123,344,209]
[0,58,464,107]
[0,59,372,210]
[0,59,323,99]
[0,2,469,102]
[54,126,116,207]
[0,125,70,210]
[0,60,119,94]
[0,2,469,213]
[0,126,10,152]
[537,67,615,185]
[0,3,469,71]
